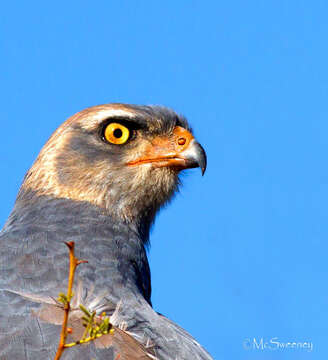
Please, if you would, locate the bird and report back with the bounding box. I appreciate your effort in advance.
[0,104,212,360]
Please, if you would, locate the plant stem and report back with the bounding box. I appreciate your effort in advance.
[54,241,87,360]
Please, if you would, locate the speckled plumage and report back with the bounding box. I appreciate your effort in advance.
[0,104,212,359]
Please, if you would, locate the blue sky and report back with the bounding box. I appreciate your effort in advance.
[1,1,328,359]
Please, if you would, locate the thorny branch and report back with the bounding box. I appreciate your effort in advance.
[54,241,114,359]
[54,241,88,359]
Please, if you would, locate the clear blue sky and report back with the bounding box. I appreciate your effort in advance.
[1,1,327,359]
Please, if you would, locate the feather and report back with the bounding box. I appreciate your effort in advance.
[0,104,212,360]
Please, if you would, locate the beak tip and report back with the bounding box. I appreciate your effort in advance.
[179,139,207,176]
[198,145,207,176]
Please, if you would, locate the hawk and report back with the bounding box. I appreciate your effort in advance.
[0,104,212,359]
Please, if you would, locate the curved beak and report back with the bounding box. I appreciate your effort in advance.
[127,126,207,175]
[181,139,207,175]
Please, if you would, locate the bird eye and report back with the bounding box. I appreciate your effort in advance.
[103,123,130,145]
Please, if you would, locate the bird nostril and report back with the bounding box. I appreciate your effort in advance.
[178,137,186,146]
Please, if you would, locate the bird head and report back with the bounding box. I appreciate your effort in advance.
[19,104,206,227]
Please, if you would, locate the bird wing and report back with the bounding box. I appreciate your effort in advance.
[0,290,156,360]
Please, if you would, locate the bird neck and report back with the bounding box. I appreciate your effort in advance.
[3,190,152,304]
[8,189,152,242]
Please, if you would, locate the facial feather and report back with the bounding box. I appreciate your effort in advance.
[19,104,186,225]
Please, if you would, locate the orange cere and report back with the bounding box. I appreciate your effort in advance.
[127,126,195,169]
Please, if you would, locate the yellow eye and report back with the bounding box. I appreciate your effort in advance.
[104,123,130,144]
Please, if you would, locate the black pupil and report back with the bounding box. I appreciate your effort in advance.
[113,128,123,138]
